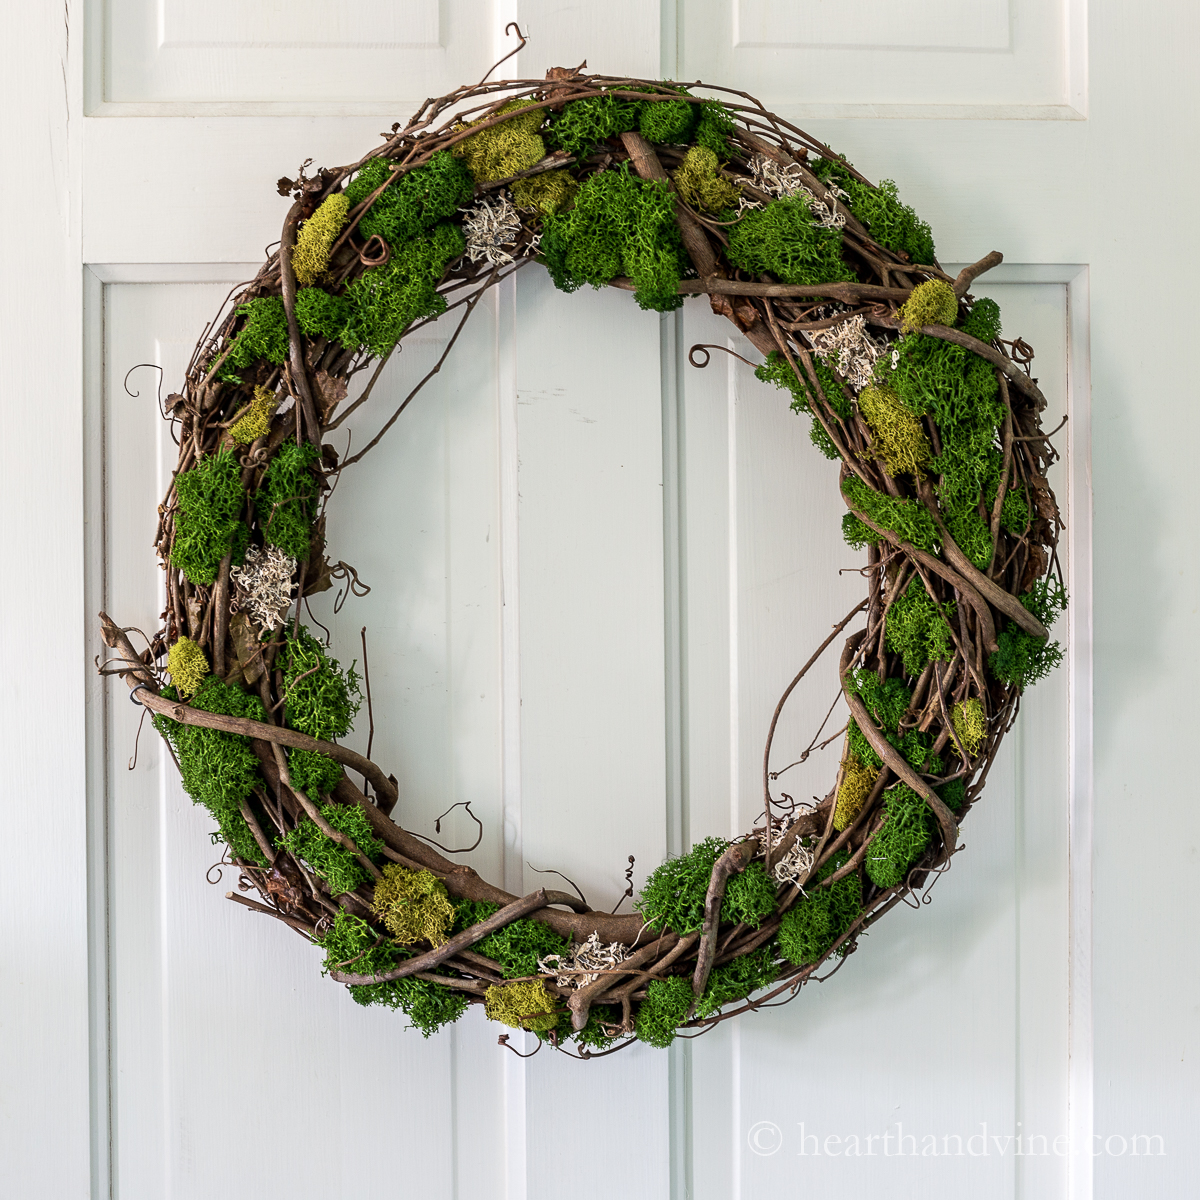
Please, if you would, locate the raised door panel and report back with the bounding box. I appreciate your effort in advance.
[681,0,1087,118]
[679,277,1076,1199]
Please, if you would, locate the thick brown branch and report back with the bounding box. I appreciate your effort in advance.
[279,202,323,445]
[839,637,959,855]
[692,840,758,999]
[953,250,1004,298]
[620,131,719,279]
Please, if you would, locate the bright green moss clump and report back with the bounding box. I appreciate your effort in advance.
[315,912,469,1035]
[778,851,862,966]
[279,800,383,894]
[635,975,693,1048]
[452,899,569,978]
[865,780,966,891]
[841,475,940,555]
[292,193,350,286]
[813,158,935,265]
[989,577,1067,689]
[672,145,741,213]
[638,95,696,145]
[694,945,779,1019]
[280,626,361,800]
[885,576,957,677]
[726,196,856,289]
[548,93,641,157]
[295,287,355,346]
[371,864,456,946]
[344,152,474,248]
[256,442,321,561]
[635,837,775,934]
[172,447,249,585]
[342,221,465,357]
[151,679,268,866]
[724,862,778,928]
[693,100,738,156]
[540,163,687,312]
[220,296,290,380]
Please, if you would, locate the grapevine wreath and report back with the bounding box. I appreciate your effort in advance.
[99,49,1066,1057]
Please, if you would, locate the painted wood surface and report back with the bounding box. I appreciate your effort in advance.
[7,2,1200,1199]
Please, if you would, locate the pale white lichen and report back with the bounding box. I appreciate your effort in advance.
[739,153,847,230]
[461,192,535,268]
[538,931,629,989]
[806,314,891,393]
[773,837,816,889]
[772,806,820,888]
[230,544,296,630]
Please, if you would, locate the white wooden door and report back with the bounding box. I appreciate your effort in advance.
[4,3,1196,1199]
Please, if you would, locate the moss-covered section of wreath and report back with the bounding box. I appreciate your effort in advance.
[540,162,688,311]
[256,442,321,561]
[727,195,856,289]
[635,975,694,1048]
[635,837,777,935]
[871,297,1021,570]
[865,779,967,891]
[315,912,468,1036]
[343,221,466,357]
[778,851,862,966]
[813,157,936,266]
[546,91,737,159]
[451,900,570,978]
[278,800,384,894]
[278,626,361,800]
[672,146,741,213]
[151,679,268,866]
[451,99,547,183]
[694,945,780,1020]
[171,447,249,585]
[845,669,943,776]
[841,475,940,555]
[989,577,1067,690]
[343,152,474,248]
[217,296,290,382]
[372,864,456,946]
[885,576,957,677]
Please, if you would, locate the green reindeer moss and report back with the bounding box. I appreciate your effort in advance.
[171,447,249,586]
[778,851,862,966]
[540,162,688,312]
[256,442,321,561]
[151,679,268,866]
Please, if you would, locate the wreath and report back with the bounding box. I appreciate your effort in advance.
[99,43,1065,1058]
